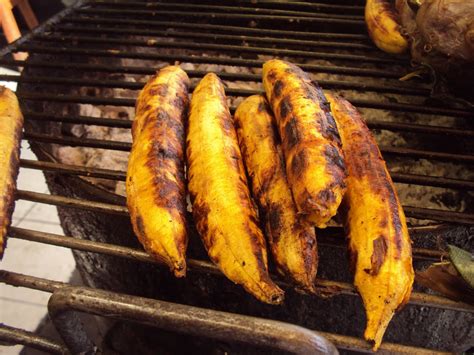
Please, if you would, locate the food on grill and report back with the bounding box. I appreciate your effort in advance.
[365,0,409,54]
[262,59,347,228]
[187,73,284,304]
[396,0,474,103]
[0,87,23,258]
[326,93,414,350]
[126,66,189,277]
[234,95,318,294]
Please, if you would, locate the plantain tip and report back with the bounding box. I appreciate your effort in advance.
[172,261,187,278]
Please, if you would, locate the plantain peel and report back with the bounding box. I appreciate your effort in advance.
[365,0,409,54]
[326,93,414,351]
[0,87,23,258]
[126,66,189,277]
[187,74,284,305]
[234,95,318,294]
[263,59,346,228]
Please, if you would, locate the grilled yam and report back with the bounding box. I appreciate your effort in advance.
[365,0,408,54]
[187,74,284,304]
[0,87,23,258]
[326,93,414,351]
[262,59,346,228]
[234,95,318,294]
[126,66,189,277]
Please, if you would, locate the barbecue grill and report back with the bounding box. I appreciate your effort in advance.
[0,0,473,353]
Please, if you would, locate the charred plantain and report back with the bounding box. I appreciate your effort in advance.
[187,74,284,304]
[0,87,24,258]
[326,93,414,351]
[263,59,346,228]
[235,95,318,294]
[365,0,409,54]
[126,66,189,277]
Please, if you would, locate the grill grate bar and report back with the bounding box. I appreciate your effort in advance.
[0,324,67,354]
[19,159,474,191]
[76,8,365,26]
[65,16,369,40]
[23,111,474,138]
[0,269,456,354]
[14,188,474,224]
[16,90,473,117]
[54,24,374,51]
[7,227,472,313]
[89,1,364,21]
[35,34,400,65]
[1,74,429,96]
[13,45,406,78]
[22,132,474,164]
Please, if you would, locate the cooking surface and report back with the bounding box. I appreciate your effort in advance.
[0,0,473,353]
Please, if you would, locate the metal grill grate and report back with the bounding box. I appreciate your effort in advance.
[0,0,473,353]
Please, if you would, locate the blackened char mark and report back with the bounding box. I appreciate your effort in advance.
[367,235,388,276]
[279,95,293,119]
[148,83,168,97]
[267,203,284,243]
[324,145,345,173]
[284,118,300,150]
[273,80,285,99]
[290,149,307,178]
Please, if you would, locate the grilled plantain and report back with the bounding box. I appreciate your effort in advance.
[365,0,409,54]
[234,95,318,294]
[126,66,189,277]
[0,87,23,258]
[326,93,414,351]
[187,74,284,304]
[262,59,346,228]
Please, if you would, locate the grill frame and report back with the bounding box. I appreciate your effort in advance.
[1,0,473,353]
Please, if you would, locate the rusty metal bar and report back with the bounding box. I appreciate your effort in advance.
[0,73,429,97]
[76,7,364,26]
[7,227,474,314]
[19,158,474,191]
[89,1,364,20]
[15,190,129,216]
[20,159,127,180]
[319,332,451,355]
[47,286,338,354]
[12,45,407,78]
[65,16,368,40]
[55,24,373,51]
[90,0,365,13]
[21,111,474,139]
[35,34,399,64]
[22,132,474,165]
[0,324,67,354]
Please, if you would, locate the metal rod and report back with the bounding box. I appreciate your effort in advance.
[15,190,129,216]
[0,324,67,355]
[19,158,474,191]
[22,132,474,165]
[34,34,399,65]
[47,286,338,354]
[0,73,430,97]
[89,1,364,20]
[65,16,368,40]
[76,7,364,26]
[21,111,474,139]
[319,331,451,355]
[54,24,373,51]
[90,0,365,13]
[403,206,474,225]
[14,45,405,78]
[20,159,127,180]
